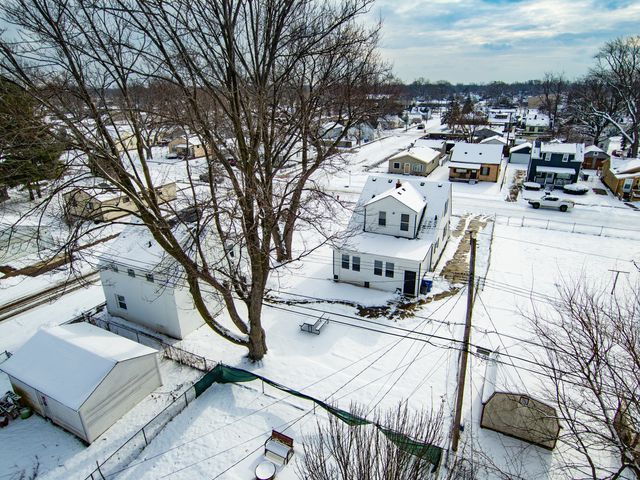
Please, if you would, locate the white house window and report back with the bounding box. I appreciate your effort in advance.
[400,214,410,232]
[562,154,569,162]
[122,197,131,203]
[480,166,490,176]
[455,168,467,173]
[412,164,424,172]
[544,153,551,161]
[385,262,394,278]
[146,273,154,283]
[342,254,350,269]
[116,294,127,310]
[378,211,386,226]
[127,268,135,278]
[374,260,383,276]
[87,202,94,211]
[352,256,360,272]
[225,243,235,258]
[393,162,400,169]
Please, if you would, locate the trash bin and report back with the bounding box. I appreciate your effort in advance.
[420,279,433,294]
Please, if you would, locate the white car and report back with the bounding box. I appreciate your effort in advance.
[528,195,575,212]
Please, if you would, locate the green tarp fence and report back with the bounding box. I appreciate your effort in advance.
[193,363,442,468]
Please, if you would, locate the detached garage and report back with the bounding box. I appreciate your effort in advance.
[0,323,162,443]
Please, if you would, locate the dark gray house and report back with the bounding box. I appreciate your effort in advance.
[526,141,584,189]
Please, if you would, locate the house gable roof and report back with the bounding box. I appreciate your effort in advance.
[450,143,503,165]
[0,323,157,409]
[510,142,532,153]
[609,157,640,178]
[389,146,440,165]
[338,175,451,261]
[364,181,427,213]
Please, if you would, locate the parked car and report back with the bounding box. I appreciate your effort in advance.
[527,195,575,212]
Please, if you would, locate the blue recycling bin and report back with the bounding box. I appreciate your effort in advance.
[421,279,433,294]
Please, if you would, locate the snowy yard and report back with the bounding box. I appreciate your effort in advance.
[1,122,640,479]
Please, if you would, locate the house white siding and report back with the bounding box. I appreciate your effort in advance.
[80,355,162,442]
[334,250,426,295]
[364,196,419,239]
[101,268,187,339]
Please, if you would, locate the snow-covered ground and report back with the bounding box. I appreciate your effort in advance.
[1,120,640,479]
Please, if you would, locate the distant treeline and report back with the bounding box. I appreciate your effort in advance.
[382,78,562,104]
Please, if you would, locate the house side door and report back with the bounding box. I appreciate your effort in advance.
[623,178,633,193]
[404,163,410,174]
[403,270,417,296]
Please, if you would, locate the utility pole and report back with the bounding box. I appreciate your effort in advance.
[451,231,476,452]
[608,269,629,294]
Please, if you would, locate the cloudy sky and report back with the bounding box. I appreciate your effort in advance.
[369,0,640,83]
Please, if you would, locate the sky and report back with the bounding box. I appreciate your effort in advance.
[368,0,640,83]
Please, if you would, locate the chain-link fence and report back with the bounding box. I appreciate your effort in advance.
[495,214,640,240]
[85,387,199,480]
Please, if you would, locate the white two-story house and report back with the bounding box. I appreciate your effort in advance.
[333,175,452,297]
[98,221,222,339]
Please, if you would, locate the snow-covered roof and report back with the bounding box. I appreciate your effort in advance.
[450,143,503,165]
[540,143,582,155]
[510,142,531,153]
[364,181,427,213]
[535,166,577,174]
[415,138,445,150]
[608,157,640,178]
[339,175,451,261]
[389,146,440,165]
[99,221,175,271]
[68,167,175,202]
[479,135,507,145]
[524,112,550,127]
[584,145,607,156]
[448,162,480,170]
[0,323,157,409]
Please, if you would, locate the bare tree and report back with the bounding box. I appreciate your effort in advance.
[297,403,448,480]
[0,0,386,360]
[565,74,621,145]
[593,36,640,157]
[529,282,640,479]
[540,72,566,134]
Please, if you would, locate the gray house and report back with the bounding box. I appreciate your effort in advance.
[526,141,584,188]
[0,323,162,443]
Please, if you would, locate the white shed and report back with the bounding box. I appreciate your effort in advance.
[0,323,162,443]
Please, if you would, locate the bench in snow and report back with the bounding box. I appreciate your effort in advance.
[300,315,329,335]
[264,429,294,465]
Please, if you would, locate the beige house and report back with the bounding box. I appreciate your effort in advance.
[64,181,177,222]
[113,133,138,153]
[448,143,503,183]
[388,146,443,176]
[602,157,640,200]
[168,136,206,159]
